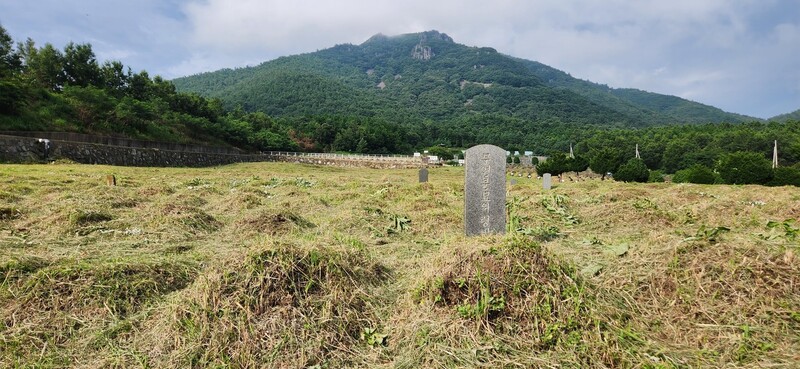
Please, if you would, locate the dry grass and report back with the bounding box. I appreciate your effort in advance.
[0,163,798,368]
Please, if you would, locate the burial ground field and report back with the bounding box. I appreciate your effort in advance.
[1,162,798,368]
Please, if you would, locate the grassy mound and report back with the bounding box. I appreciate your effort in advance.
[0,258,198,365]
[636,230,800,365]
[137,244,390,368]
[236,210,316,235]
[399,237,671,368]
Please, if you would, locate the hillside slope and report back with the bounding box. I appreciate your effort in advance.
[173,31,755,127]
[519,59,758,124]
[771,108,800,123]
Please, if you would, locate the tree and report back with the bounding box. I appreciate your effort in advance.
[0,25,24,114]
[536,152,569,176]
[0,24,21,78]
[62,42,100,87]
[127,70,153,100]
[589,148,623,180]
[21,41,64,91]
[662,138,698,173]
[716,151,773,185]
[614,158,649,182]
[566,155,589,175]
[100,60,129,96]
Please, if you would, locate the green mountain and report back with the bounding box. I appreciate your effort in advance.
[519,59,757,124]
[770,108,800,123]
[173,30,755,127]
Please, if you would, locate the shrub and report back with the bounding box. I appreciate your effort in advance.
[716,151,773,185]
[648,170,665,183]
[768,167,800,187]
[614,158,649,183]
[672,164,716,184]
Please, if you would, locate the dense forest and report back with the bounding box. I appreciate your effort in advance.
[2,26,799,184]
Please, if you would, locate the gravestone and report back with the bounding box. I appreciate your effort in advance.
[419,168,428,183]
[106,175,116,186]
[464,144,506,236]
[543,173,552,190]
[520,156,532,167]
[510,179,517,186]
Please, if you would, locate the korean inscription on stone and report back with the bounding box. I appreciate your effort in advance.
[464,144,506,236]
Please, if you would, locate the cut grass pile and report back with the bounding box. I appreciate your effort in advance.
[0,162,798,368]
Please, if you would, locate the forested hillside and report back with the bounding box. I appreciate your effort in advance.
[770,108,800,123]
[174,31,755,127]
[0,25,298,152]
[518,59,756,125]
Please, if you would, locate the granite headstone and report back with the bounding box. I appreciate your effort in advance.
[419,168,428,183]
[464,144,506,236]
[520,156,532,167]
[543,173,552,190]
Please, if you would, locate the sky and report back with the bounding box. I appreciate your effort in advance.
[1,0,798,119]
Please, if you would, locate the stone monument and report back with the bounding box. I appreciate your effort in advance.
[464,144,506,236]
[419,168,428,183]
[543,173,552,190]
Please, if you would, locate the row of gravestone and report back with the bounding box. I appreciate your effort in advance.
[419,144,555,236]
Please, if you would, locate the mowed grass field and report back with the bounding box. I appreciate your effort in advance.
[1,162,798,368]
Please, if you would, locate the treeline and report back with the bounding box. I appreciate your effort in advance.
[0,25,298,151]
[513,121,800,186]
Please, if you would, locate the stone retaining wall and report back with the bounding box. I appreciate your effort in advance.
[0,134,423,169]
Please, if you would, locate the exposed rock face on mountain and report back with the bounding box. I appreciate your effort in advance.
[411,44,434,60]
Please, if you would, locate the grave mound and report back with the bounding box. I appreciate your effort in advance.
[143,244,390,367]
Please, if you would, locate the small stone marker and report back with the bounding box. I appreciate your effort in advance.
[510,179,517,186]
[543,173,552,190]
[520,156,532,167]
[106,175,116,186]
[419,168,428,183]
[464,144,506,236]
